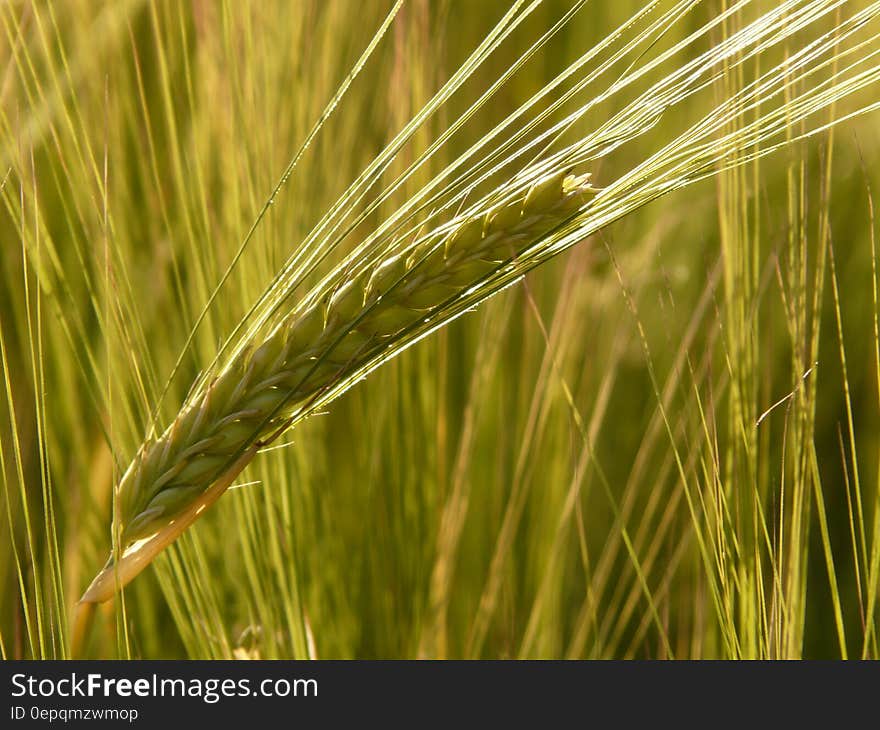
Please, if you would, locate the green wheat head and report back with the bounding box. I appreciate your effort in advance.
[82,171,596,601]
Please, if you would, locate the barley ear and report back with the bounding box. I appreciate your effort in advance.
[80,171,598,603]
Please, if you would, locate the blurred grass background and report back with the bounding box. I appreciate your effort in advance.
[2,0,879,658]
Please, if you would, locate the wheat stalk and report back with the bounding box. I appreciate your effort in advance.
[79,170,597,603]
[79,0,880,606]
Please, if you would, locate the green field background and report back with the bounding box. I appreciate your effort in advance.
[2,0,879,659]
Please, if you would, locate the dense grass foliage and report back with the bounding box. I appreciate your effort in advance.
[2,0,880,659]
